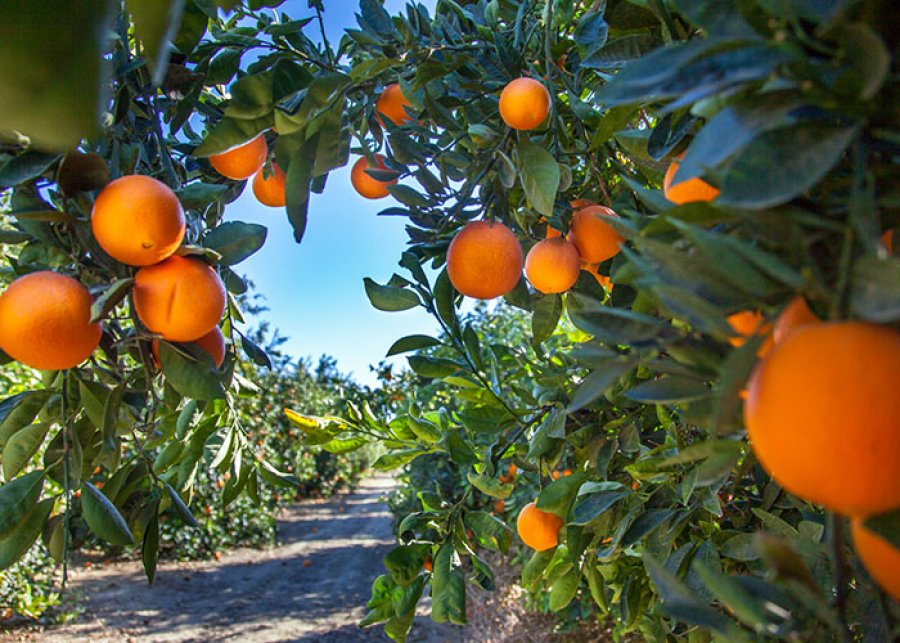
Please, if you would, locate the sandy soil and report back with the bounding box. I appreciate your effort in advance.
[30,474,462,643]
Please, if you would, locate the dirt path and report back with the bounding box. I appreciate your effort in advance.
[41,474,463,643]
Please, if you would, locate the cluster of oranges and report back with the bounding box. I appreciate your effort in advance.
[0,174,228,371]
[210,132,287,208]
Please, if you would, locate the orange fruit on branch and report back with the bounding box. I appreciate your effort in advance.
[516,501,563,551]
[446,220,523,300]
[851,518,900,600]
[663,153,720,204]
[525,238,580,294]
[499,77,550,131]
[209,134,267,180]
[252,164,286,207]
[773,297,819,345]
[569,205,623,264]
[351,155,397,200]
[744,322,900,516]
[727,310,773,357]
[133,256,226,342]
[0,271,102,370]
[91,175,185,266]
[375,83,414,126]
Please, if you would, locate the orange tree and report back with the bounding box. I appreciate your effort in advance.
[1,0,899,641]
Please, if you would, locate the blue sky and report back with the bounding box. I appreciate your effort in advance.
[230,0,439,385]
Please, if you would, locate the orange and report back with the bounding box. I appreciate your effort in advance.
[581,262,613,291]
[562,469,572,477]
[252,164,286,207]
[350,155,397,200]
[209,134,267,180]
[744,322,900,516]
[0,272,102,370]
[773,297,819,345]
[525,238,580,294]
[152,326,227,368]
[883,229,894,254]
[569,205,623,264]
[663,153,720,205]
[133,256,226,342]
[499,77,550,131]
[516,501,563,551]
[495,499,505,513]
[91,175,185,266]
[851,518,900,600]
[446,221,523,299]
[507,463,517,477]
[545,224,562,239]
[423,557,433,573]
[570,198,595,210]
[727,310,774,357]
[552,470,561,480]
[375,83,414,126]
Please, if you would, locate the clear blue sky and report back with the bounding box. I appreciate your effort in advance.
[230,0,440,386]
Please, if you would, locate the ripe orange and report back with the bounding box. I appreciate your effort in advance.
[568,205,623,264]
[581,262,613,291]
[744,322,900,516]
[507,463,517,477]
[252,164,286,207]
[375,83,414,126]
[727,310,773,357]
[152,326,226,368]
[0,272,102,370]
[499,77,550,131]
[209,134,267,180]
[495,499,505,513]
[663,153,720,205]
[552,470,561,480]
[350,155,397,200]
[423,557,433,573]
[525,238,580,294]
[133,256,226,342]
[516,501,563,551]
[851,518,900,600]
[446,221,523,299]
[773,297,819,345]
[91,175,185,266]
[883,229,894,254]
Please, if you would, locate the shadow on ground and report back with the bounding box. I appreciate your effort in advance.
[41,474,462,643]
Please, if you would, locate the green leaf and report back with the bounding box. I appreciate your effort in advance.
[386,335,441,356]
[863,509,900,549]
[2,422,49,480]
[0,392,51,449]
[566,359,636,413]
[549,565,579,611]
[407,416,442,443]
[194,116,272,157]
[364,277,420,312]
[718,124,856,209]
[321,436,368,454]
[0,470,44,537]
[693,561,770,632]
[537,473,587,517]
[126,0,185,86]
[372,449,422,470]
[521,549,554,588]
[81,481,134,546]
[466,473,514,499]
[0,151,60,188]
[642,553,731,634]
[572,488,629,525]
[719,533,760,561]
[90,278,134,323]
[575,10,609,61]
[517,139,560,217]
[384,544,429,587]
[142,511,160,585]
[159,342,226,400]
[407,355,460,379]
[0,0,113,148]
[0,498,52,570]
[532,294,562,344]
[204,221,267,266]
[464,511,512,553]
[431,544,466,625]
[165,483,199,528]
[625,376,710,404]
